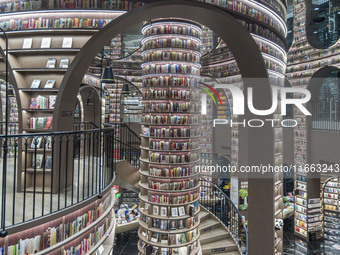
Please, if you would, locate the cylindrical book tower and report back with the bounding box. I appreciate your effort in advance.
[138,19,202,255]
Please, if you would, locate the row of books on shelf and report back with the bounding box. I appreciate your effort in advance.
[63,215,111,255]
[142,229,197,245]
[29,95,56,109]
[143,115,199,125]
[149,153,198,164]
[150,141,199,151]
[239,19,284,49]
[5,195,112,255]
[144,127,201,138]
[143,89,198,100]
[143,24,200,38]
[202,62,238,73]
[147,202,198,217]
[143,38,200,52]
[140,241,197,255]
[143,77,198,87]
[0,0,143,13]
[30,79,56,89]
[148,193,198,205]
[143,88,199,101]
[226,0,284,33]
[143,51,200,63]
[0,17,113,31]
[143,102,199,113]
[149,166,195,178]
[27,116,52,129]
[142,63,200,76]
[144,216,195,231]
[22,37,72,49]
[149,179,198,191]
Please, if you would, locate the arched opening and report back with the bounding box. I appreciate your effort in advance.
[308,66,340,130]
[52,1,276,254]
[306,0,340,49]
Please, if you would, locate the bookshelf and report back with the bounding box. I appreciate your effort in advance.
[138,19,201,255]
[322,178,339,253]
[3,189,114,255]
[0,26,101,193]
[121,92,142,123]
[0,0,143,13]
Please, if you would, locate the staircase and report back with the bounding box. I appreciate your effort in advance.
[199,206,240,255]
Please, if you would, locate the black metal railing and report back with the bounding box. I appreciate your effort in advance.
[199,177,248,255]
[118,123,141,169]
[74,121,98,131]
[311,99,340,131]
[0,122,141,231]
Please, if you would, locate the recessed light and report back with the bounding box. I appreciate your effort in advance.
[315,7,319,10]
[314,31,318,33]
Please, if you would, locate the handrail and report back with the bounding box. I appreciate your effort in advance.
[199,176,248,255]
[0,126,117,232]
[201,38,223,59]
[111,44,143,61]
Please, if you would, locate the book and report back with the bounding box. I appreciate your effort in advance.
[160,248,168,255]
[169,219,176,230]
[178,247,187,255]
[49,95,57,109]
[30,98,38,109]
[45,116,52,129]
[36,117,46,129]
[45,156,52,169]
[62,37,73,48]
[30,136,42,149]
[151,246,158,255]
[22,38,33,49]
[160,234,168,244]
[178,206,185,216]
[30,79,41,89]
[59,58,69,68]
[44,80,55,88]
[32,154,43,168]
[46,58,56,68]
[150,232,159,243]
[160,220,167,230]
[40,37,51,48]
[177,219,184,229]
[169,235,176,245]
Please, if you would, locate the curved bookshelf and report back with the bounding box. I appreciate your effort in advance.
[139,19,201,255]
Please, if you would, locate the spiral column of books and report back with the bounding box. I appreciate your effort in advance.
[138,19,202,255]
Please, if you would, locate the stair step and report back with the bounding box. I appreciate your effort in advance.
[199,227,230,245]
[201,239,238,255]
[208,252,240,255]
[198,211,210,222]
[198,218,220,232]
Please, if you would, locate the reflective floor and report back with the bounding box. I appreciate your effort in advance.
[113,231,139,255]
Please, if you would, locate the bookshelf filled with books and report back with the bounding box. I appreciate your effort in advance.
[0,27,102,193]
[139,19,202,255]
[322,178,340,253]
[3,188,115,255]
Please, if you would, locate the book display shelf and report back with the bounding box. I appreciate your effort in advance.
[284,0,326,242]
[138,19,202,255]
[0,0,143,13]
[322,178,340,253]
[121,92,142,123]
[0,188,115,255]
[0,9,127,193]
